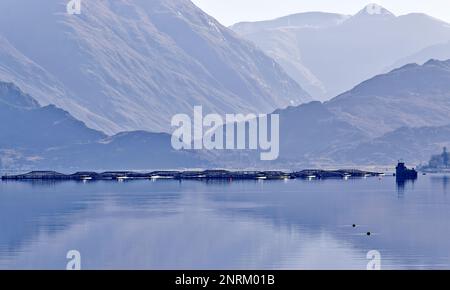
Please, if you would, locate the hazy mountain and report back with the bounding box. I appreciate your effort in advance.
[334,125,450,165]
[231,4,450,100]
[191,100,368,169]
[387,41,450,71]
[251,59,450,167]
[3,57,450,169]
[230,12,350,99]
[0,81,209,170]
[274,102,368,164]
[0,82,105,150]
[327,59,450,137]
[230,12,350,35]
[170,59,450,168]
[37,131,209,171]
[0,0,310,135]
[0,36,121,133]
[229,26,328,99]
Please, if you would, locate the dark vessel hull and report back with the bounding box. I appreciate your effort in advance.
[396,163,418,180]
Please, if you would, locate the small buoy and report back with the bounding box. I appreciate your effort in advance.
[352,224,356,228]
[367,232,371,236]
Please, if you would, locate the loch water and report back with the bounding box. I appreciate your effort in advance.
[1,175,449,269]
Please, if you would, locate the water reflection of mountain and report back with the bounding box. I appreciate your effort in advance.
[0,182,86,257]
[0,180,183,260]
[206,177,450,269]
[431,175,450,194]
[2,177,450,269]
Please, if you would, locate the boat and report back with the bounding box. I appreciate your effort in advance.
[396,162,418,180]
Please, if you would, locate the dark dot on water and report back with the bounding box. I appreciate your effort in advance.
[367,232,371,236]
[352,224,356,228]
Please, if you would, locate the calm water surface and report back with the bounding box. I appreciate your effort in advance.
[1,175,450,270]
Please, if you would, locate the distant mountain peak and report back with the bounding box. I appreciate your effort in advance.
[356,3,395,17]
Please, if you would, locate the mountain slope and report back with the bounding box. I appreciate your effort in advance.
[200,101,369,168]
[37,131,209,171]
[334,125,450,165]
[388,41,450,71]
[258,59,450,167]
[0,82,105,150]
[231,12,350,99]
[0,36,122,133]
[0,81,209,170]
[230,12,350,35]
[327,59,450,137]
[231,4,450,100]
[0,0,310,135]
[3,55,450,169]
[232,27,328,99]
[275,102,369,164]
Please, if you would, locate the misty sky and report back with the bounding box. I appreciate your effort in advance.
[192,0,450,26]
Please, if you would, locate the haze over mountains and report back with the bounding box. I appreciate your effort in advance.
[1,1,450,170]
[0,81,208,170]
[0,0,310,135]
[213,59,450,167]
[388,41,450,71]
[0,82,105,151]
[231,3,450,101]
[335,124,450,166]
[275,59,450,166]
[3,58,450,169]
[327,59,450,137]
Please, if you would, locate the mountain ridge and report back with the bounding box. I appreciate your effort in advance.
[0,80,209,170]
[231,4,450,100]
[326,58,450,137]
[0,0,310,135]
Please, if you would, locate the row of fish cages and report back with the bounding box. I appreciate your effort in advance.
[2,169,383,182]
[293,169,383,180]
